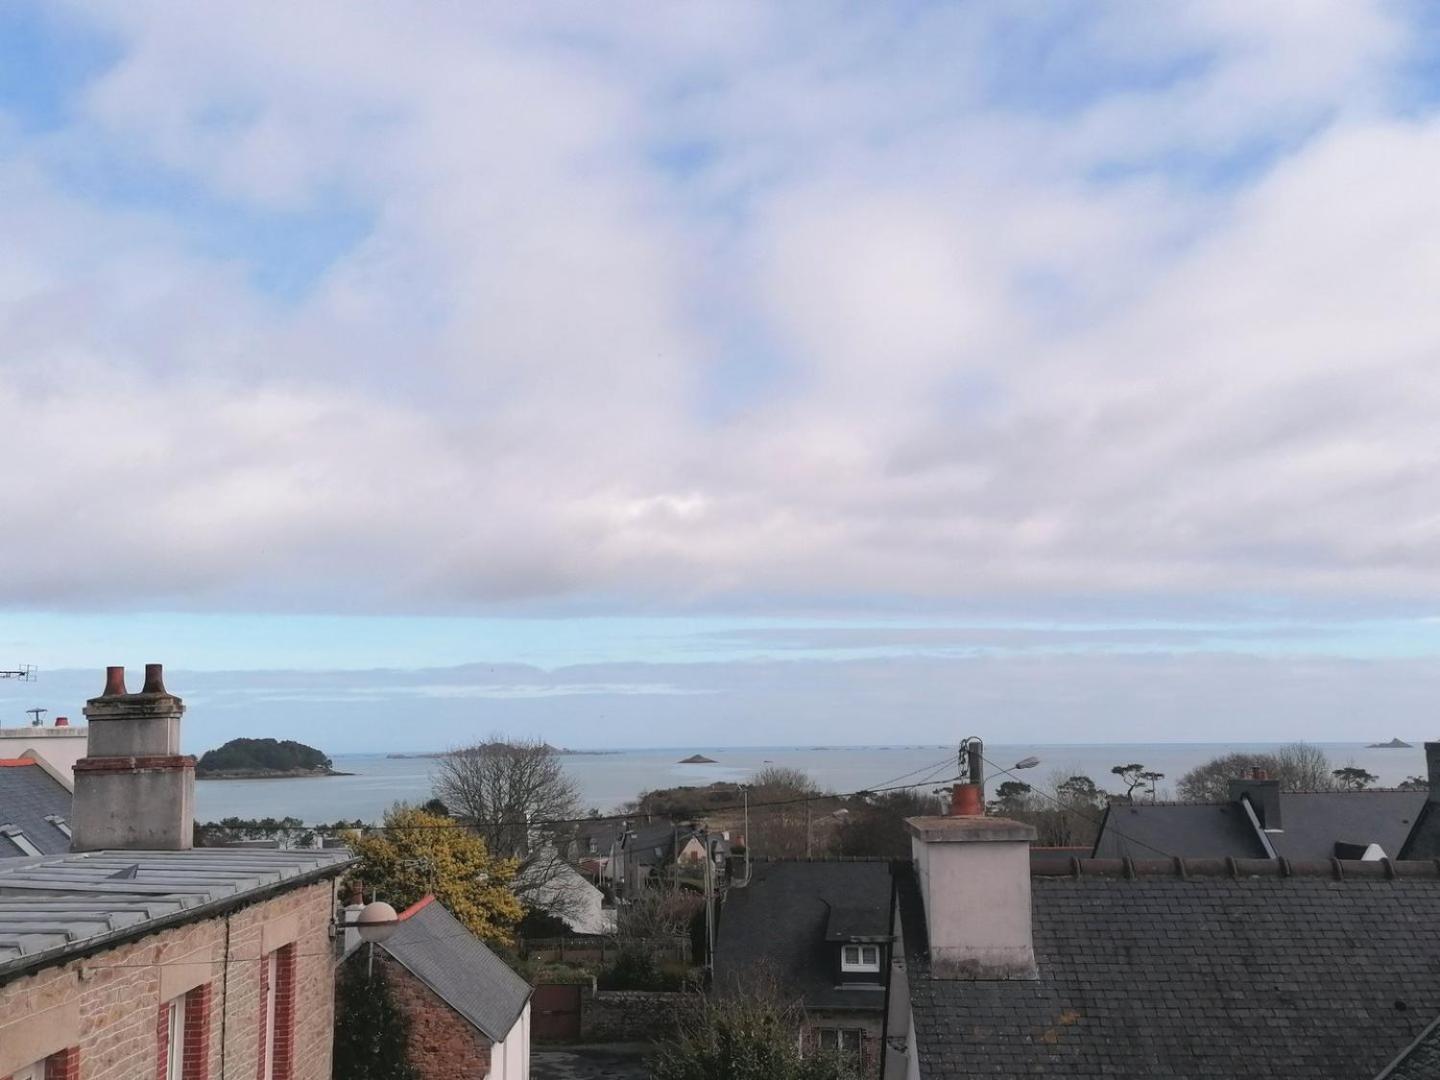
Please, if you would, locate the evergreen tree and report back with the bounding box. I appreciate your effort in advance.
[333,951,420,1080]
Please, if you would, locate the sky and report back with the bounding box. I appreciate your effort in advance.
[4,2,1440,751]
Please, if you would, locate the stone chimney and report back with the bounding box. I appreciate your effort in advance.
[905,813,1038,979]
[70,664,195,851]
[1228,770,1282,831]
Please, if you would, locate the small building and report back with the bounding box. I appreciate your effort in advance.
[714,858,892,1076]
[0,663,354,1080]
[0,720,87,781]
[1092,746,1440,861]
[0,751,72,856]
[358,895,532,1080]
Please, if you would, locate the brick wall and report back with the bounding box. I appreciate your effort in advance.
[375,952,492,1080]
[0,880,339,1080]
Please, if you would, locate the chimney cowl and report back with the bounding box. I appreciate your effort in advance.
[54,716,69,727]
[950,782,984,817]
[142,663,166,695]
[102,666,127,697]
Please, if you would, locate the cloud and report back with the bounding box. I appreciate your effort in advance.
[1,1,1438,617]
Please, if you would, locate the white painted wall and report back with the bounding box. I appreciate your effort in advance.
[487,1002,530,1080]
[0,728,86,781]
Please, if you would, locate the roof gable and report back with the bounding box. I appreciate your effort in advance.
[379,897,531,1042]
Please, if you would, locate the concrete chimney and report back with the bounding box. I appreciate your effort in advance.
[1426,742,1440,800]
[70,664,195,851]
[905,814,1037,980]
[1228,775,1282,831]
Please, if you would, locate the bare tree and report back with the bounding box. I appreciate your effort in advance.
[1177,743,1338,801]
[432,736,586,923]
[747,767,824,858]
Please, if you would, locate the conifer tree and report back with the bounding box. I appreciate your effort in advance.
[333,950,420,1080]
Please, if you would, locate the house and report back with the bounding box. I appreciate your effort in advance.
[0,717,87,780]
[516,853,615,936]
[714,858,892,1076]
[885,784,1440,1079]
[572,820,728,899]
[1091,745,1440,861]
[351,894,532,1080]
[0,751,72,856]
[0,663,354,1080]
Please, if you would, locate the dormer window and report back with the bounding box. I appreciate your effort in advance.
[841,944,880,973]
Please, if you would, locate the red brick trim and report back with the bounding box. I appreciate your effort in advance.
[256,955,269,1080]
[184,984,213,1080]
[45,1049,80,1080]
[75,755,197,773]
[156,1002,171,1080]
[271,947,296,1080]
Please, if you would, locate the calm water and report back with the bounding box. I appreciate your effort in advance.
[191,742,1432,824]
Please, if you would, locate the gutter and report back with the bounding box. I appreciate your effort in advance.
[0,855,357,988]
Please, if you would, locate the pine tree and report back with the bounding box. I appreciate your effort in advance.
[333,950,420,1080]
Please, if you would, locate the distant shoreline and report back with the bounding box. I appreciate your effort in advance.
[196,769,353,780]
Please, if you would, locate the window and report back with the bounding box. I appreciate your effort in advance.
[165,996,186,1080]
[262,945,295,1080]
[45,814,71,838]
[13,1061,44,1080]
[263,952,278,1080]
[841,944,881,972]
[815,1028,864,1055]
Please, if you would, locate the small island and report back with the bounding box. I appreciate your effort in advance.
[196,738,348,779]
[678,753,718,764]
[1367,737,1413,749]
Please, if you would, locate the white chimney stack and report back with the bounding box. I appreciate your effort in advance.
[906,814,1037,979]
[71,664,195,851]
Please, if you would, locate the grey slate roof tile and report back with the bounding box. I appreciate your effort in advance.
[379,898,531,1041]
[899,861,1440,1079]
[0,759,72,856]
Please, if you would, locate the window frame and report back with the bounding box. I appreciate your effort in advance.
[165,995,186,1080]
[13,1061,44,1080]
[840,943,881,972]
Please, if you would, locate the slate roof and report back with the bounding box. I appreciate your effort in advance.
[1092,790,1430,861]
[715,858,891,1013]
[898,858,1440,1079]
[379,896,531,1042]
[1377,1013,1440,1080]
[1092,800,1267,859]
[0,758,72,857]
[1268,790,1427,860]
[0,848,354,982]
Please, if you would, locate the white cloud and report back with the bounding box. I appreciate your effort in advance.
[1,1,1438,616]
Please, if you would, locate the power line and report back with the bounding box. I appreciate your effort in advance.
[981,752,1175,860]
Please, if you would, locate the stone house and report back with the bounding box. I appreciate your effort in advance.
[354,895,532,1080]
[0,664,353,1080]
[713,858,892,1077]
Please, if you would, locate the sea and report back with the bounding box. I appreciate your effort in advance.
[191,742,1433,825]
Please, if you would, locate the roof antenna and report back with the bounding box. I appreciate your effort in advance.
[26,708,47,727]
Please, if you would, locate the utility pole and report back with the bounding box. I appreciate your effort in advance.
[805,798,812,857]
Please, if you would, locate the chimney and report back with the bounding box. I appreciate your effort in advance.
[1424,742,1440,800]
[1228,773,1282,831]
[905,813,1037,980]
[70,664,195,851]
[54,716,69,727]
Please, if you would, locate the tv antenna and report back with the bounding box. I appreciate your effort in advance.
[0,665,36,681]
[26,708,47,727]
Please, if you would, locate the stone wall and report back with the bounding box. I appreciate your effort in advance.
[0,879,339,1080]
[579,989,688,1043]
[376,952,492,1080]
